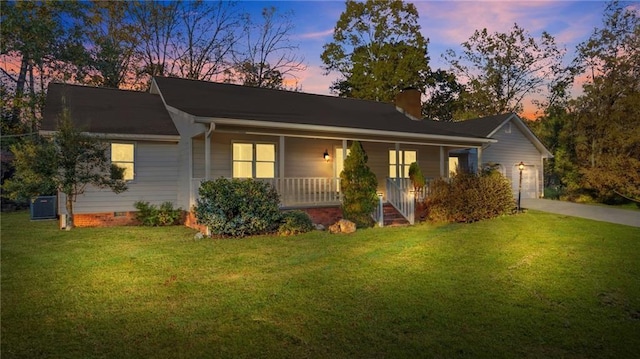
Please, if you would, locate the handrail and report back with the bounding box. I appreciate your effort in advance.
[371,194,384,227]
[386,178,415,225]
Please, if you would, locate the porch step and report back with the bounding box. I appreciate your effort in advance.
[382,204,410,226]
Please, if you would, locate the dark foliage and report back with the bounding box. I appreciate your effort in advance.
[425,171,514,223]
[194,178,281,237]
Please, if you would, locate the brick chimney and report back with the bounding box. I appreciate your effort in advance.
[394,88,422,120]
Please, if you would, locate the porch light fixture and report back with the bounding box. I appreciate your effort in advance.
[323,149,330,162]
[517,162,525,212]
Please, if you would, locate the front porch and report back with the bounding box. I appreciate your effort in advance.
[187,127,487,227]
[190,177,431,226]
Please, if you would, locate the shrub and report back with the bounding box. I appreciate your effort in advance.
[424,171,514,223]
[134,201,182,226]
[408,162,426,191]
[340,141,378,228]
[194,178,281,237]
[544,186,564,200]
[278,210,314,236]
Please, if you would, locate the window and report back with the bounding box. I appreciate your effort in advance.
[334,147,351,178]
[111,143,134,181]
[389,149,417,178]
[232,143,275,178]
[449,157,459,175]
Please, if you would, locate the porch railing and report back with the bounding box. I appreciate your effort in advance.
[386,178,415,225]
[371,194,384,227]
[191,177,341,208]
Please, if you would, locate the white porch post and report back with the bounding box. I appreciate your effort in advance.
[477,146,483,173]
[342,139,347,163]
[439,146,445,178]
[204,122,215,180]
[395,142,400,179]
[279,136,285,195]
[342,140,347,199]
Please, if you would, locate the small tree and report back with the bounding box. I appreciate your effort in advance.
[408,162,426,194]
[340,141,378,228]
[3,108,127,229]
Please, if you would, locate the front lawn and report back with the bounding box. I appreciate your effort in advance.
[2,211,639,358]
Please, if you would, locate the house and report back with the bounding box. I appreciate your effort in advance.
[41,77,552,228]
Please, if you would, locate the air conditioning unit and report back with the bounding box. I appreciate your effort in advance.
[30,196,57,220]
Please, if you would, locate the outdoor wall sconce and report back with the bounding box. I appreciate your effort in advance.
[323,149,330,162]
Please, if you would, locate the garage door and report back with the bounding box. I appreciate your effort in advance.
[511,165,537,199]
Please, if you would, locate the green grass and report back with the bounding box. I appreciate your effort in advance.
[2,211,639,358]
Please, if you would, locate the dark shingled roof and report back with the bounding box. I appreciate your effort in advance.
[42,83,178,136]
[153,77,480,139]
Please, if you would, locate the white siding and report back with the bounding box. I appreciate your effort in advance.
[482,120,544,198]
[70,141,179,214]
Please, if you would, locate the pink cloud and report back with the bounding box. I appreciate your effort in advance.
[296,65,337,96]
[297,28,334,40]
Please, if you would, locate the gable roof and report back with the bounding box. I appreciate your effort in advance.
[448,113,552,157]
[42,83,179,138]
[446,113,515,137]
[152,77,486,142]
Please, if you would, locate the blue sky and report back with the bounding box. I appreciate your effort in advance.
[237,0,610,114]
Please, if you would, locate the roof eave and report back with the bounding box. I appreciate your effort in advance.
[39,130,180,142]
[194,117,496,145]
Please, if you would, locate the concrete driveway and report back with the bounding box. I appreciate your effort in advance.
[521,198,640,228]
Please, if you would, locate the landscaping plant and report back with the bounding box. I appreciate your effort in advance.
[194,178,281,237]
[134,201,182,226]
[425,169,514,223]
[278,210,314,236]
[3,109,127,229]
[339,141,378,228]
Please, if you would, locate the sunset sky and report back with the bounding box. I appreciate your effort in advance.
[239,0,610,117]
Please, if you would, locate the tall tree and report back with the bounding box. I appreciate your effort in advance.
[422,69,466,122]
[569,1,640,202]
[1,1,88,132]
[444,23,566,119]
[3,109,128,229]
[84,1,141,88]
[321,0,430,102]
[173,0,241,81]
[129,0,181,81]
[233,7,305,89]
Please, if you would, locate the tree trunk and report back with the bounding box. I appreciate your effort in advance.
[65,194,75,230]
[11,55,29,127]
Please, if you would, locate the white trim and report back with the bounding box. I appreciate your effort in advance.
[204,122,215,180]
[195,117,496,145]
[279,136,285,179]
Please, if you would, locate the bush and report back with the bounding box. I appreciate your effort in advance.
[408,162,426,190]
[194,178,281,237]
[424,171,514,223]
[134,201,182,226]
[544,186,564,200]
[340,141,378,228]
[278,210,314,236]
